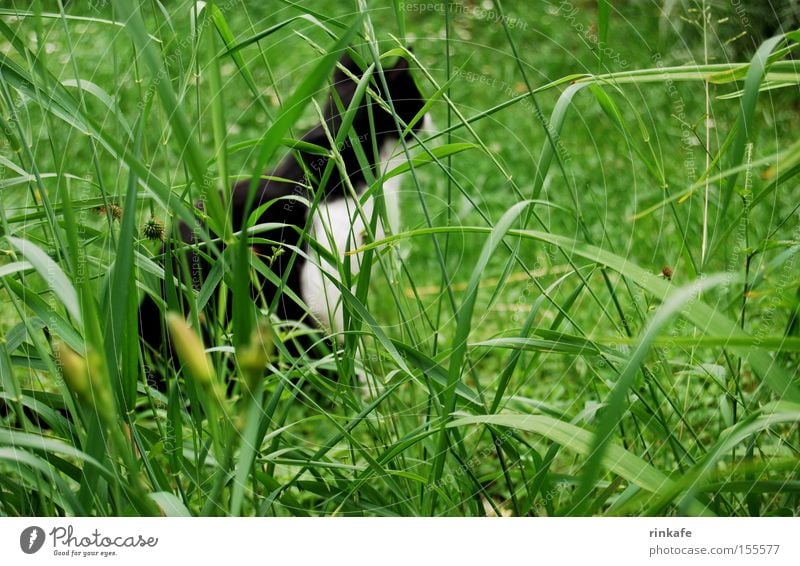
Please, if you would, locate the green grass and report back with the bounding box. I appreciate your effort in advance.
[1,0,799,516]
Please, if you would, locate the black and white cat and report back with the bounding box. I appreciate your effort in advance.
[139,51,428,367]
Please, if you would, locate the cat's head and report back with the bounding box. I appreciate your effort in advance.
[327,51,427,141]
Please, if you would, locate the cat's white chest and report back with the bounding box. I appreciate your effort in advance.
[300,137,403,337]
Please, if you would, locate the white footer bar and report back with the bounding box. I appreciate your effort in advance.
[2,517,797,565]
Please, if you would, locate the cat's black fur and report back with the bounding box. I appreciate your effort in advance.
[138,52,426,379]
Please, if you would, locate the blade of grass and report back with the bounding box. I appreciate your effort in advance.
[447,414,712,516]
[425,200,532,514]
[569,273,734,515]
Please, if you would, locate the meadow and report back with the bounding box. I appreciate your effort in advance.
[0,0,799,516]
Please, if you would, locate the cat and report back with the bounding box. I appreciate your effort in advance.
[139,51,428,379]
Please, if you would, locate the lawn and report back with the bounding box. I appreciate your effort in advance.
[0,0,799,516]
